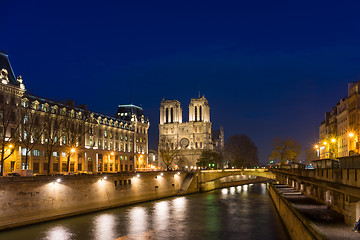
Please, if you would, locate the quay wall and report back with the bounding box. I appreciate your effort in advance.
[0,172,193,230]
[268,184,326,240]
[0,171,266,230]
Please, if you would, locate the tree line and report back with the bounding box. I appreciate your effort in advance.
[0,92,87,176]
[159,134,302,169]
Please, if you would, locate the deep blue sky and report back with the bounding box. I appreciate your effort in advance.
[2,1,360,163]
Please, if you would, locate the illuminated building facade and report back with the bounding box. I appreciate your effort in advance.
[317,81,360,159]
[158,96,214,169]
[0,51,149,175]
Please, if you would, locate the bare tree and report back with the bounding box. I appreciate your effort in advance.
[0,92,24,176]
[269,137,302,166]
[62,116,85,172]
[42,112,64,175]
[20,107,45,170]
[224,134,259,168]
[158,136,181,170]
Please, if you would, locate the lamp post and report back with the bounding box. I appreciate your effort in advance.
[67,148,76,172]
[349,133,355,155]
[330,138,336,159]
[315,145,320,159]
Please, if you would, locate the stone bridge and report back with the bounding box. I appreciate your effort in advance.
[200,169,275,182]
[193,169,275,192]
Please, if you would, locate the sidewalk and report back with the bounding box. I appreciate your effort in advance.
[274,185,359,240]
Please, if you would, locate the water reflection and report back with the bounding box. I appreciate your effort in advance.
[44,225,73,240]
[154,201,169,232]
[128,207,147,238]
[0,183,289,240]
[92,214,116,240]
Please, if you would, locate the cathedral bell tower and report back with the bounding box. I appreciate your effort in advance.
[188,96,210,122]
[160,99,182,124]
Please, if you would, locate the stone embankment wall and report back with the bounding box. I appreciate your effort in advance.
[274,169,360,225]
[268,184,325,240]
[0,171,265,230]
[0,172,192,230]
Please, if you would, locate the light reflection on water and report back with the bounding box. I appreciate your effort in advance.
[92,214,116,240]
[43,225,73,240]
[128,206,147,238]
[0,183,289,240]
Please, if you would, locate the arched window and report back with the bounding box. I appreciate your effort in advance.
[165,108,169,123]
[199,106,202,121]
[171,107,174,123]
[195,106,198,122]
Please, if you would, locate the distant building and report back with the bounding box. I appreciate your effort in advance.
[159,96,221,169]
[0,51,150,175]
[317,81,360,159]
[148,149,159,169]
[212,126,224,154]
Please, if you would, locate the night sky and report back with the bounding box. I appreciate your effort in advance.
[2,1,360,164]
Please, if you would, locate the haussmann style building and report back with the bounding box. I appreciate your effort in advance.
[0,51,149,175]
[317,81,360,159]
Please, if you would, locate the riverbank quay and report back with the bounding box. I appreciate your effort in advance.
[0,170,265,230]
[269,183,360,240]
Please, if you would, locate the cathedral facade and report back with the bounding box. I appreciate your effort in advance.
[158,96,214,169]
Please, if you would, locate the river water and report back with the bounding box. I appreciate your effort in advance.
[0,183,289,240]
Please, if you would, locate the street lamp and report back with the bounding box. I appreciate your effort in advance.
[71,148,76,153]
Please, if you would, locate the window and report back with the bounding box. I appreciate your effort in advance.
[33,149,40,156]
[120,156,124,161]
[23,130,27,140]
[121,134,123,140]
[195,106,197,121]
[171,107,173,123]
[62,152,66,157]
[53,151,59,157]
[199,106,202,121]
[98,140,102,147]
[104,130,107,138]
[166,108,169,123]
[22,148,28,156]
[125,156,128,161]
[125,135,128,141]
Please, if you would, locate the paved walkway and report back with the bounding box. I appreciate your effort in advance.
[274,184,359,240]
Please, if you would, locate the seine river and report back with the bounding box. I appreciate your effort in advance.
[0,183,289,240]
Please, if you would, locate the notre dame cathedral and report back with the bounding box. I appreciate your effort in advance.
[158,96,223,169]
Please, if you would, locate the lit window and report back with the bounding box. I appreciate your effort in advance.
[22,148,28,156]
[33,150,40,156]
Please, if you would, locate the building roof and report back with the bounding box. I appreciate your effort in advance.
[0,51,18,85]
[116,104,148,122]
